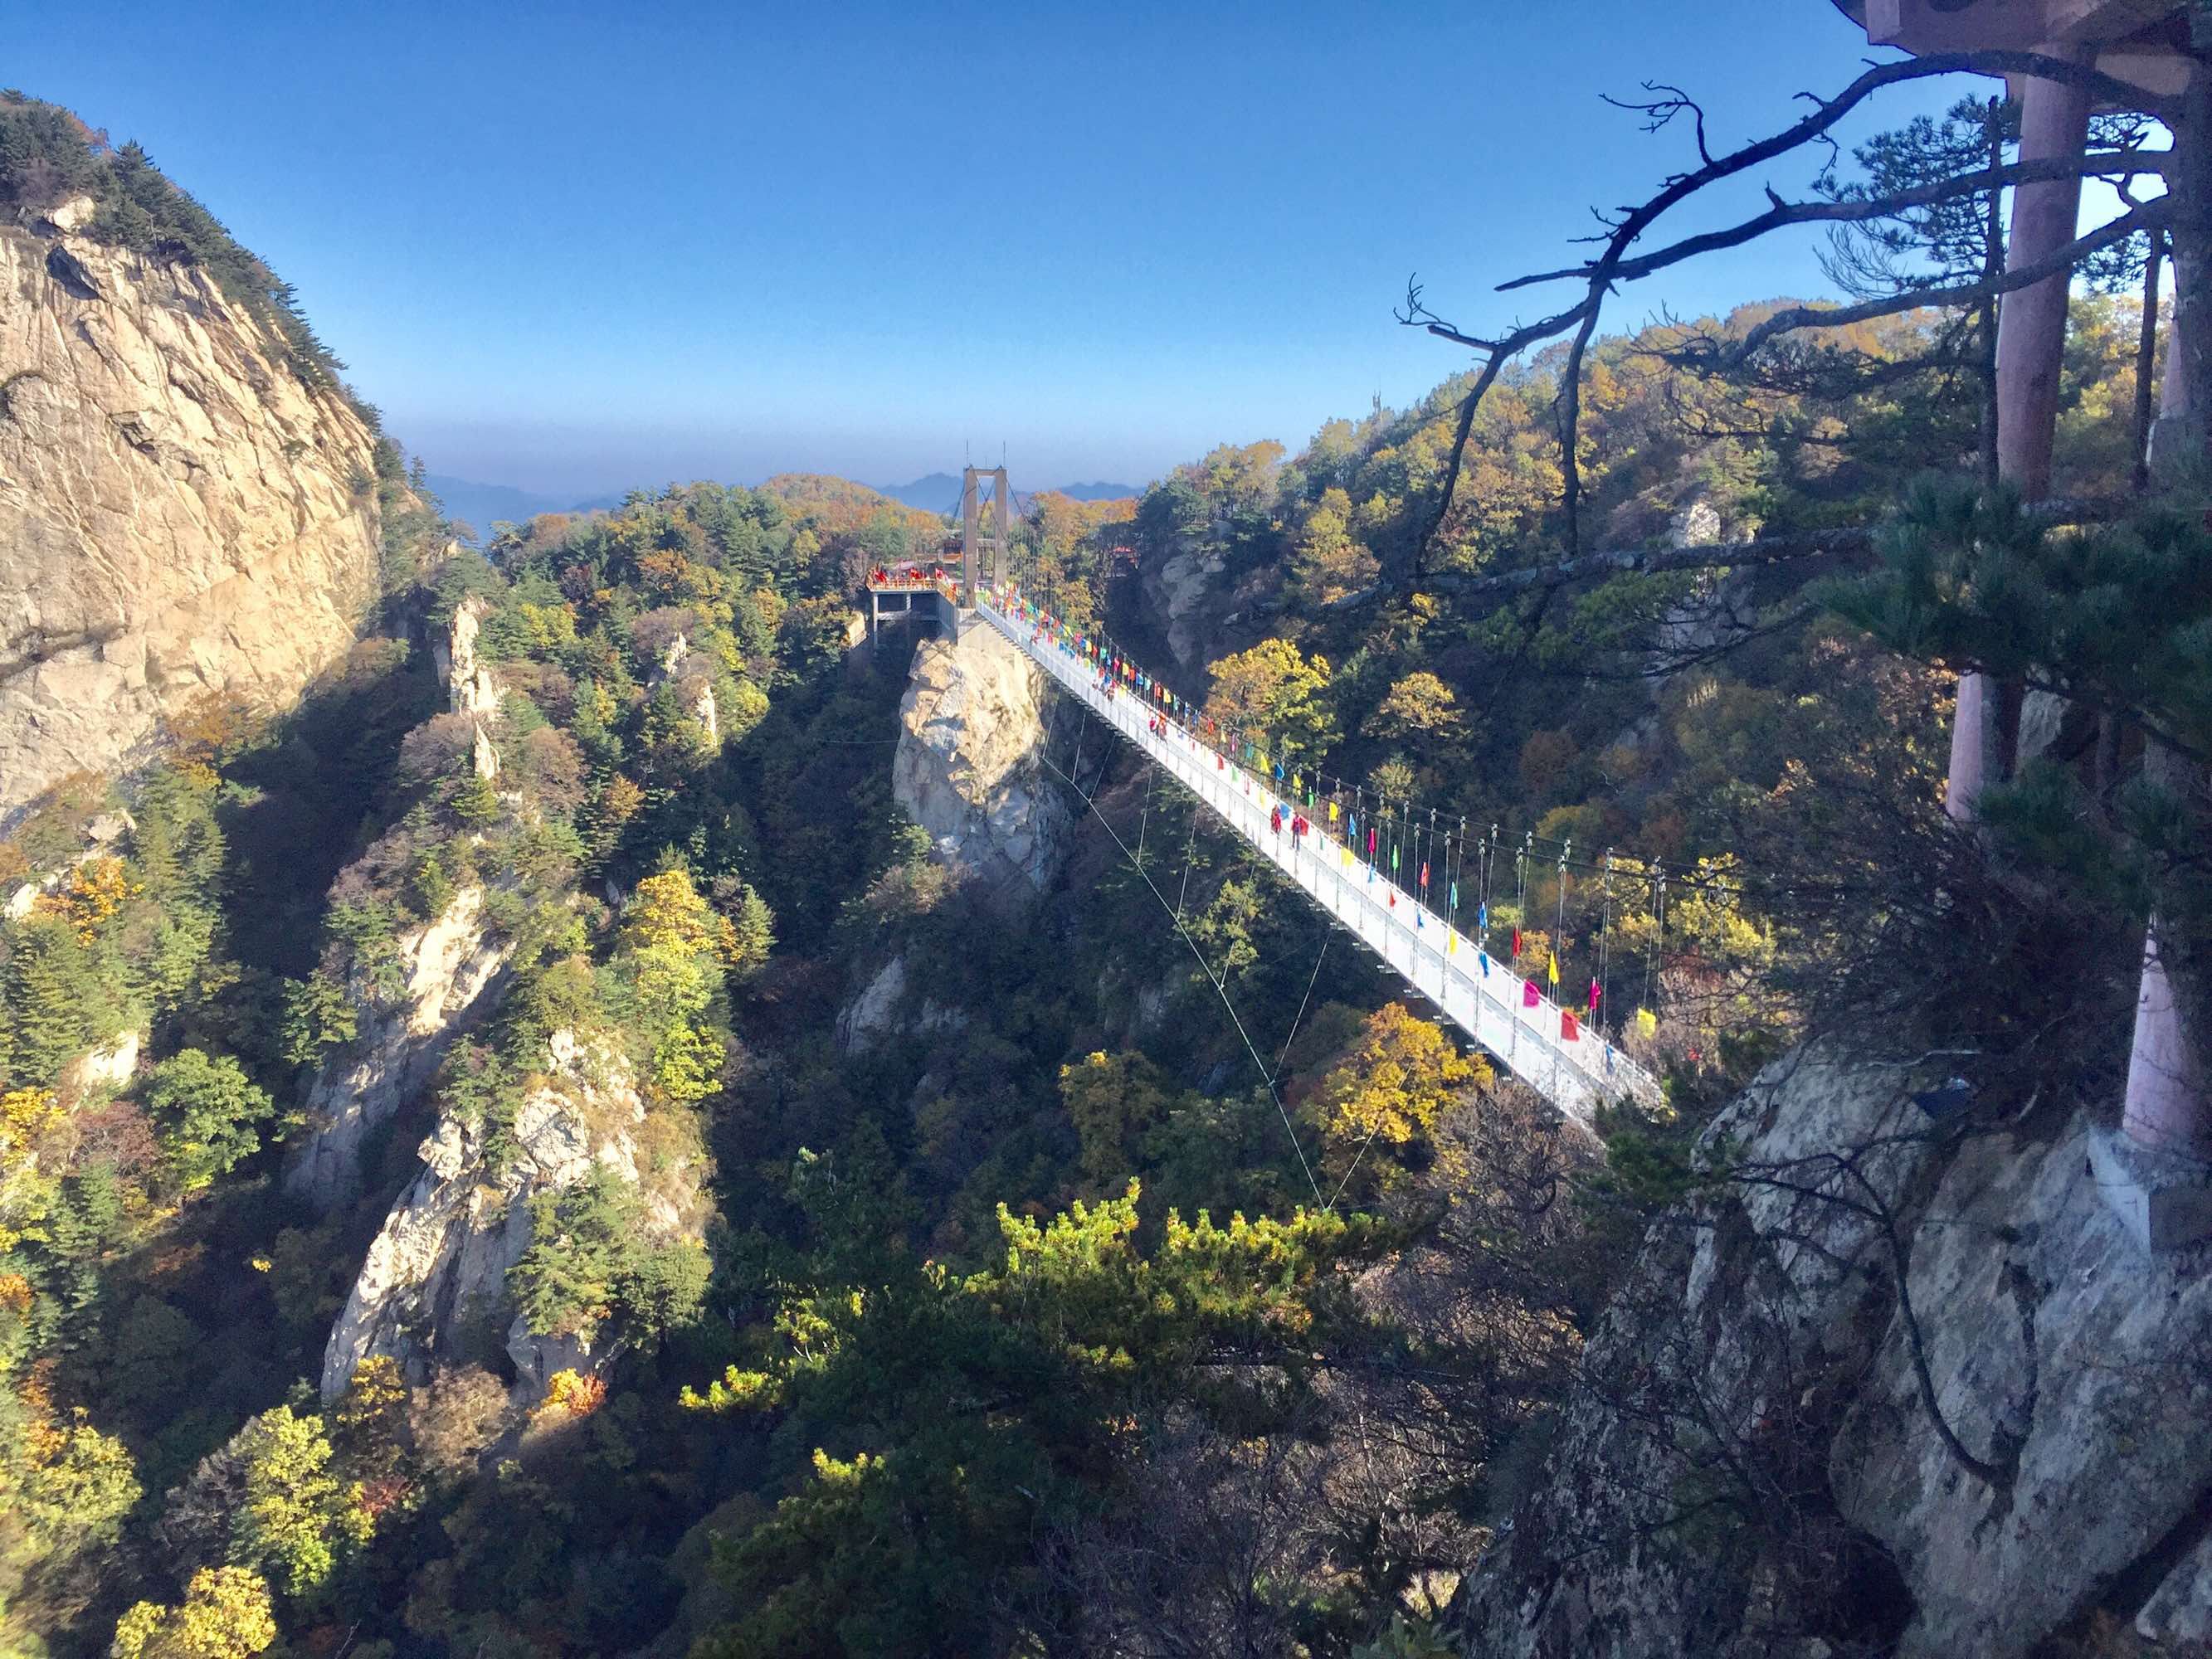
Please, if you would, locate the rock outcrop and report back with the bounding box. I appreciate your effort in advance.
[321,1030,701,1404]
[1449,1048,2212,1658]
[835,951,971,1056]
[285,885,514,1209]
[1142,541,1233,676]
[0,212,394,820]
[430,593,500,717]
[892,623,1070,907]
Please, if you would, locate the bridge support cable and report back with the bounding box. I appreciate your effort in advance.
[1172,795,1201,929]
[977,593,1662,1125]
[1274,936,1331,1082]
[1034,747,1330,1210]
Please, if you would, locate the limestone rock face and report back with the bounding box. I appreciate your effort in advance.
[837,954,908,1055]
[0,220,390,821]
[892,623,1069,907]
[1831,1117,2212,1658]
[431,594,500,717]
[1143,542,1231,675]
[285,885,514,1209]
[1449,1048,2212,1659]
[320,1031,697,1404]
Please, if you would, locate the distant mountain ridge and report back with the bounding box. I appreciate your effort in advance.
[874,473,1142,511]
[428,470,1143,540]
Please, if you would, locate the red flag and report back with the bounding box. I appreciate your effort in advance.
[1512,927,1522,958]
[1523,980,1540,1008]
[1419,861,1430,888]
[1562,1010,1581,1041]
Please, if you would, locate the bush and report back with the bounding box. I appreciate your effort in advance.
[141,1049,273,1193]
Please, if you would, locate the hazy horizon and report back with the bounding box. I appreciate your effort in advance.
[7,1,1996,489]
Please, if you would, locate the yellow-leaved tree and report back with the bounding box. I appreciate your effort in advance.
[111,1565,277,1659]
[1204,638,1338,763]
[1309,1005,1488,1188]
[617,868,767,1104]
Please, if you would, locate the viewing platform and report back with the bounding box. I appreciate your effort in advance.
[864,569,967,642]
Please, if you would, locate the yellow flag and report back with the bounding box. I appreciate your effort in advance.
[1635,1007,1658,1038]
[1548,951,1560,986]
[1328,800,1339,823]
[1447,932,1458,956]
[1340,848,1351,870]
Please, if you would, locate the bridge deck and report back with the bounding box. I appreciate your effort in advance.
[974,595,1663,1126]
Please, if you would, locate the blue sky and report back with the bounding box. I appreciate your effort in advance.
[6,1,1983,497]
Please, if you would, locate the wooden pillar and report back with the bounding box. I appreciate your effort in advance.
[1945,51,2093,821]
[2124,65,2212,1157]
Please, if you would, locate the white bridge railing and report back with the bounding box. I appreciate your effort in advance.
[974,596,1662,1126]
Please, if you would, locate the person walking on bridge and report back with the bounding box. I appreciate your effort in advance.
[1269,804,1283,839]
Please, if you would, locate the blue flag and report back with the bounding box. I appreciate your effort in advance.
[1479,902,1488,931]
[1478,949,1490,976]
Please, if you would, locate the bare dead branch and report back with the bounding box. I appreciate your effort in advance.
[1719,199,2167,362]
[1397,47,2170,590]
[1499,150,2166,294]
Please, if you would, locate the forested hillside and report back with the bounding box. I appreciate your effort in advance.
[2,75,2206,1659]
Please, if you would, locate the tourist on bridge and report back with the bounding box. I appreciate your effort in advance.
[1269,805,1283,838]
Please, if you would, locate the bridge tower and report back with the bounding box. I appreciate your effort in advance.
[959,465,1011,606]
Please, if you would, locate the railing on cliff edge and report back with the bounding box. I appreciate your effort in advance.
[967,586,1664,1126]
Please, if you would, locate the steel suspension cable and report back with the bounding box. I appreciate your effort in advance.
[1035,747,1328,1209]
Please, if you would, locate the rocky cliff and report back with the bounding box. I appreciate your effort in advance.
[1449,1049,2212,1658]
[0,205,392,820]
[892,622,1071,907]
[286,606,519,1208]
[321,1029,702,1404]
[284,883,515,1210]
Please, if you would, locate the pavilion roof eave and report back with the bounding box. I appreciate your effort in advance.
[1826,0,2194,105]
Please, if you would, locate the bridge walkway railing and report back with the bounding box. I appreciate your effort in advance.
[972,596,1661,1126]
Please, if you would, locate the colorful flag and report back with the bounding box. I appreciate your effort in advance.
[1635,1007,1658,1039]
[1328,800,1339,823]
[1511,927,1522,959]
[1523,979,1540,1008]
[1478,949,1490,976]
[1446,932,1456,955]
[1419,861,1430,889]
[1547,952,1560,986]
[1449,881,1458,910]
[1391,845,1400,873]
[1561,1010,1581,1041]
[1588,979,1601,1011]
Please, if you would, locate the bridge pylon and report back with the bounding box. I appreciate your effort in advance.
[960,465,1011,606]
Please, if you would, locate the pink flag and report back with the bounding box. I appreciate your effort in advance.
[1588,979,1601,1011]
[1523,980,1540,1009]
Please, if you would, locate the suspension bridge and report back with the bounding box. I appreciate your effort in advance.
[975,590,1662,1125]
[864,465,1663,1126]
